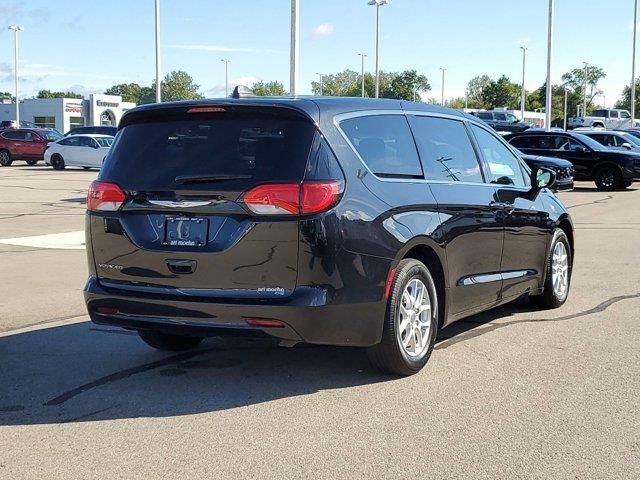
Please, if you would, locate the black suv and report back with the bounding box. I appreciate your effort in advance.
[520,154,574,191]
[471,110,530,134]
[65,126,117,137]
[507,130,640,190]
[84,98,574,375]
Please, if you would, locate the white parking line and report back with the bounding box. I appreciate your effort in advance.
[0,230,85,250]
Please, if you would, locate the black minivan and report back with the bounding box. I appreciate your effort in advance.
[84,98,574,375]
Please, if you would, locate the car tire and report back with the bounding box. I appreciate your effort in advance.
[50,154,65,170]
[0,149,12,167]
[531,229,572,309]
[594,165,622,191]
[25,159,39,166]
[367,259,439,376]
[138,330,204,351]
[623,180,633,188]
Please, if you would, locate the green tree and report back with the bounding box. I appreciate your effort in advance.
[614,79,640,114]
[104,83,145,103]
[480,75,520,109]
[0,92,13,101]
[465,75,491,108]
[310,69,430,101]
[533,83,584,126]
[153,70,203,102]
[561,66,606,105]
[36,89,83,99]
[251,80,286,96]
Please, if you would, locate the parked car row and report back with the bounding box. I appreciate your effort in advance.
[0,127,114,169]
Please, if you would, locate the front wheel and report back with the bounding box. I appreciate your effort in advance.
[50,154,65,170]
[594,165,622,191]
[531,229,572,309]
[138,330,204,351]
[0,149,12,166]
[367,259,439,376]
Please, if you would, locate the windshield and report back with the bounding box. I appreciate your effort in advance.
[572,133,607,151]
[506,114,518,122]
[40,130,63,141]
[95,137,114,147]
[620,132,640,146]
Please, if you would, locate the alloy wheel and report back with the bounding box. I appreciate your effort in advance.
[397,278,433,358]
[551,242,569,300]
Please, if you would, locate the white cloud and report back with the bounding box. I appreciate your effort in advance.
[313,23,334,37]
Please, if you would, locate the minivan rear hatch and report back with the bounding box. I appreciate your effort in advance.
[89,104,318,298]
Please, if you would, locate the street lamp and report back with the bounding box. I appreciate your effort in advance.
[368,0,388,98]
[317,73,324,95]
[582,62,589,118]
[632,0,638,121]
[544,0,554,131]
[221,59,230,97]
[520,46,527,120]
[8,25,24,124]
[358,53,367,97]
[154,0,161,102]
[290,0,299,95]
[440,67,446,106]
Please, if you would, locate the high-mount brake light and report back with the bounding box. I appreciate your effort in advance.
[242,181,344,216]
[87,181,126,212]
[187,106,226,113]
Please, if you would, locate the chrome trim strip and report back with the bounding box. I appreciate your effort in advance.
[147,200,214,208]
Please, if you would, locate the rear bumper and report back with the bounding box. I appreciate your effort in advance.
[84,277,385,347]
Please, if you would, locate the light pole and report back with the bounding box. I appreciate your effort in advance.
[290,0,299,95]
[544,0,554,131]
[632,0,638,121]
[520,46,527,120]
[368,0,388,98]
[8,25,23,124]
[563,87,568,131]
[440,67,446,106]
[154,0,161,102]
[221,59,230,96]
[317,73,324,95]
[358,53,367,97]
[582,62,589,117]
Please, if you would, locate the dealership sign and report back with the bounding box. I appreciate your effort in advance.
[97,100,119,108]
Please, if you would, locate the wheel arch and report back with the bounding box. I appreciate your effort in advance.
[556,215,574,267]
[394,237,447,328]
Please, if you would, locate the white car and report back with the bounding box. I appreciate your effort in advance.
[44,134,114,170]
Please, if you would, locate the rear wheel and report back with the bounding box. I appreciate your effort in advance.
[531,229,572,309]
[367,259,439,376]
[50,154,65,170]
[0,149,12,166]
[594,165,622,190]
[623,180,633,188]
[25,159,39,166]
[138,330,204,351]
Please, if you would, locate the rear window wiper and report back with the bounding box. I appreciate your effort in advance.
[174,174,253,184]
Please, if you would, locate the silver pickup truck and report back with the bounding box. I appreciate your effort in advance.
[568,109,639,129]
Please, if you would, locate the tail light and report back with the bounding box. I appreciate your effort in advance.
[242,181,344,216]
[87,181,126,211]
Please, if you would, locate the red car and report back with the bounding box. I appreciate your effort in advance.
[0,128,63,166]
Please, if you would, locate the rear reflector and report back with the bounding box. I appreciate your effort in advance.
[245,318,286,328]
[96,306,120,315]
[242,181,343,216]
[384,267,396,299]
[87,181,126,212]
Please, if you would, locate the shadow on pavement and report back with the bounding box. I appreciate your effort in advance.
[0,298,540,426]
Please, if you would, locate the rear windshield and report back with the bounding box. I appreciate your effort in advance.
[99,108,316,191]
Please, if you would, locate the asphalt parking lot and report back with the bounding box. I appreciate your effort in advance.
[1,165,639,479]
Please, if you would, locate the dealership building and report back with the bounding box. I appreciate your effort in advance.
[0,94,136,133]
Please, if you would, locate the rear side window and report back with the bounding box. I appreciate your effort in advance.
[509,136,536,148]
[2,131,26,140]
[477,112,492,120]
[100,108,317,191]
[408,116,483,183]
[339,114,423,178]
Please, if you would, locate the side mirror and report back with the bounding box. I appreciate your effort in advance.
[532,167,556,190]
[621,142,633,150]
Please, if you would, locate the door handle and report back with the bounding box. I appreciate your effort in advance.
[166,259,197,275]
[490,202,515,214]
[489,201,504,211]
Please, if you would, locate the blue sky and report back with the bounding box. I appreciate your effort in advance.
[0,0,637,106]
